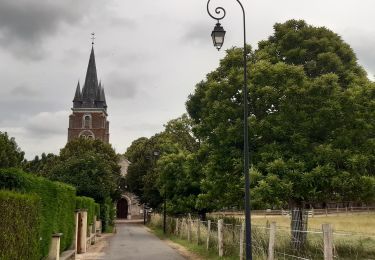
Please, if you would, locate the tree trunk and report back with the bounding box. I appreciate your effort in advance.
[290,204,308,250]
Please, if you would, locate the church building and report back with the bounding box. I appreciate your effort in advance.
[67,43,143,220]
[67,46,109,143]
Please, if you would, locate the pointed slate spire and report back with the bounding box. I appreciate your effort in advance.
[82,46,99,107]
[73,81,82,100]
[102,86,107,108]
[73,81,82,108]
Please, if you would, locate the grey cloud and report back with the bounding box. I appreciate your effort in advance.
[25,111,69,137]
[352,41,375,77]
[0,0,101,60]
[101,50,153,67]
[342,31,375,77]
[0,98,63,125]
[109,17,137,29]
[105,74,139,99]
[10,85,39,97]
[180,22,210,46]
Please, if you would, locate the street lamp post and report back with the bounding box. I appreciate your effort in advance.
[206,1,252,259]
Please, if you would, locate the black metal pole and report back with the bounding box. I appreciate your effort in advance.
[163,191,167,234]
[206,1,252,259]
[239,2,252,259]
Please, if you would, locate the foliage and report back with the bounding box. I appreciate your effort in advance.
[0,132,24,168]
[186,20,375,210]
[46,138,122,231]
[50,138,121,201]
[76,196,100,228]
[22,153,59,177]
[256,20,367,86]
[49,152,115,203]
[60,138,120,177]
[125,114,201,213]
[0,168,76,257]
[100,196,116,232]
[0,190,41,260]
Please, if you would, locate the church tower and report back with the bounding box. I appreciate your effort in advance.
[67,46,109,143]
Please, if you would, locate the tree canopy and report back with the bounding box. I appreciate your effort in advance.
[48,138,122,203]
[186,19,375,210]
[125,114,201,213]
[0,132,24,168]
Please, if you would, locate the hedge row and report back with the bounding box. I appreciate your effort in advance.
[0,191,41,260]
[0,168,76,258]
[76,196,100,230]
[101,196,116,232]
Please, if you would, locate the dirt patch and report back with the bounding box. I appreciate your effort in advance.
[75,233,113,260]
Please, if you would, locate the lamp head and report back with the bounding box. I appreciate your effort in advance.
[211,22,226,51]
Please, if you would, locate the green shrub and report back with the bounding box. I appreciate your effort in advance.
[100,196,115,232]
[0,190,41,260]
[76,196,100,229]
[0,168,76,257]
[95,203,100,217]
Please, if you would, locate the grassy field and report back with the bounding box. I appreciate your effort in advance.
[149,213,375,259]
[251,214,375,234]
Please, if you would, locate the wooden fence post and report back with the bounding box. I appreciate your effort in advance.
[187,217,192,242]
[175,218,179,235]
[239,222,245,260]
[197,220,201,245]
[218,219,224,257]
[325,207,328,217]
[206,220,211,250]
[267,222,276,260]
[322,224,333,260]
[181,218,185,239]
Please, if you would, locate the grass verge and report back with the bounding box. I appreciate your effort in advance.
[147,225,239,260]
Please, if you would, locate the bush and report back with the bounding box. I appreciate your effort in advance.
[100,196,116,232]
[0,168,76,257]
[76,196,100,230]
[0,191,41,260]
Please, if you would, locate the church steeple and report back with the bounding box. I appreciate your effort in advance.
[81,46,99,107]
[68,38,109,144]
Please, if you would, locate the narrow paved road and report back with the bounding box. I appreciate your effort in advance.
[104,223,186,260]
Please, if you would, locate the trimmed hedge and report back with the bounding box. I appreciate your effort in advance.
[0,168,76,258]
[0,191,41,260]
[100,196,116,232]
[76,196,100,230]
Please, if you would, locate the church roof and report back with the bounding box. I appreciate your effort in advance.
[73,46,107,110]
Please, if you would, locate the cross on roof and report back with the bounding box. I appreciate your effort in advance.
[91,32,96,45]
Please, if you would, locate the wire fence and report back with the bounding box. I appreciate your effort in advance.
[148,213,375,260]
[209,206,375,218]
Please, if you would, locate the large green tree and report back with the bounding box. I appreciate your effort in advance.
[125,114,201,213]
[186,20,375,246]
[49,138,121,200]
[22,153,58,177]
[0,132,24,168]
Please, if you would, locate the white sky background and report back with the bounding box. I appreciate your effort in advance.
[0,0,374,159]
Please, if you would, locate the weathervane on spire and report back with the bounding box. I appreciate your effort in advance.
[91,32,96,45]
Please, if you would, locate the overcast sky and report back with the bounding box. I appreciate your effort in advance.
[0,0,374,159]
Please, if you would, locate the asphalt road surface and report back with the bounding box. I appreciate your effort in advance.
[104,223,186,260]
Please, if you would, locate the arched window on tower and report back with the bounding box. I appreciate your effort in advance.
[84,115,91,128]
